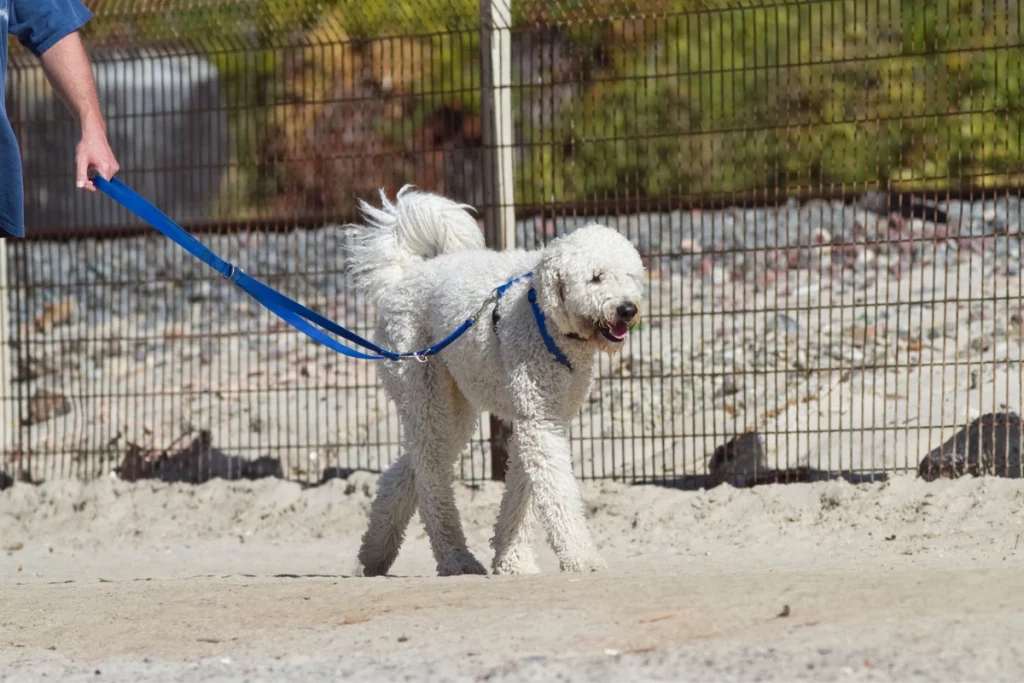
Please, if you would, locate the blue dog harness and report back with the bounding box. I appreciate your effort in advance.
[94,177,574,370]
[489,272,574,371]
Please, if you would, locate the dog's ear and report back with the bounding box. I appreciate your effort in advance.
[534,251,573,334]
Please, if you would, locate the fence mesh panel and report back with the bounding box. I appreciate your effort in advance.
[2,0,1022,488]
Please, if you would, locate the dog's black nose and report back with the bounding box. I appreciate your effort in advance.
[616,301,638,321]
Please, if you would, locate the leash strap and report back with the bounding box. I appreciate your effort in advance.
[93,176,476,362]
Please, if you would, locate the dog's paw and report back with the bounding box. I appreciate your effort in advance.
[437,549,488,577]
[357,548,398,578]
[559,554,607,573]
[358,562,389,578]
[492,553,541,576]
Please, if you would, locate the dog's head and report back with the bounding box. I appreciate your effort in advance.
[534,224,646,354]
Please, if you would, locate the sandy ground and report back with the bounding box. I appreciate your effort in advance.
[4,472,1024,681]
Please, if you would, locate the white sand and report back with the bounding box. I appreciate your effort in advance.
[3,473,1024,681]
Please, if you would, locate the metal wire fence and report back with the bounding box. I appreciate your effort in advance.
[2,0,1022,489]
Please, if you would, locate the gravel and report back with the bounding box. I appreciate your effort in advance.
[3,196,1023,483]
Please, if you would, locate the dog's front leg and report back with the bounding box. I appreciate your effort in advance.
[491,445,540,575]
[512,418,606,573]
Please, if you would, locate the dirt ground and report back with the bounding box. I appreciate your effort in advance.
[3,473,1024,681]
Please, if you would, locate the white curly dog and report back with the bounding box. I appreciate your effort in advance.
[346,187,645,576]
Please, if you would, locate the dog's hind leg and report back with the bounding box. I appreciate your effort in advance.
[408,364,487,577]
[490,449,540,575]
[357,453,418,577]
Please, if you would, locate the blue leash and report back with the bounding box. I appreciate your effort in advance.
[93,176,574,369]
[95,176,481,362]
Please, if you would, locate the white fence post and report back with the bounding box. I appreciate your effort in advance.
[480,0,516,249]
[479,0,516,480]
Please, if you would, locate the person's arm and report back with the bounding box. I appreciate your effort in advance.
[38,31,119,192]
[9,0,119,193]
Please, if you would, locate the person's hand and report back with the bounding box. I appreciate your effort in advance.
[76,122,119,192]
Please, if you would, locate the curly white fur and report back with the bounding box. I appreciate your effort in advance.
[347,186,645,577]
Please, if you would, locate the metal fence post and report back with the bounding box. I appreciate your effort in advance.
[0,239,12,463]
[479,0,516,481]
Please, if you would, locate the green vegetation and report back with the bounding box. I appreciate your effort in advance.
[71,1,1024,215]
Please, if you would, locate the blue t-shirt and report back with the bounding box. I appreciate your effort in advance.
[2,0,93,238]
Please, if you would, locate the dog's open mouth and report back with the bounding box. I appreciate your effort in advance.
[599,322,631,343]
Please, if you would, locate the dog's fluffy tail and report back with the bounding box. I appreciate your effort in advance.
[346,186,485,303]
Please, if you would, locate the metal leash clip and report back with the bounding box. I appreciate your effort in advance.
[471,289,501,323]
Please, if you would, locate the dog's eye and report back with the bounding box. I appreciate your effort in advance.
[590,273,603,284]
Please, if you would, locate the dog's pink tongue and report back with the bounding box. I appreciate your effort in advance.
[610,322,629,340]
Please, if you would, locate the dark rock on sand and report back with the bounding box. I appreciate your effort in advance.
[918,412,1023,481]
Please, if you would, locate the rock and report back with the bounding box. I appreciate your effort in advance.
[708,431,767,485]
[857,191,948,224]
[117,432,282,484]
[14,357,45,382]
[706,431,830,487]
[854,248,876,269]
[826,345,864,364]
[918,412,1023,481]
[33,299,77,334]
[320,466,357,484]
[246,456,283,480]
[188,281,214,303]
[713,377,740,399]
[846,325,876,346]
[774,314,801,337]
[25,389,71,425]
[678,238,702,254]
